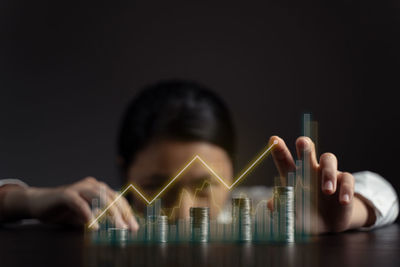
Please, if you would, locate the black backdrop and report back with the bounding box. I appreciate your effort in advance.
[0,0,399,200]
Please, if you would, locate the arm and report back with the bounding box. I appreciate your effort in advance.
[348,195,376,229]
[0,179,30,221]
[353,171,399,230]
[0,177,138,230]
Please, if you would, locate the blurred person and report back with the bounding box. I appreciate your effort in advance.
[0,80,397,233]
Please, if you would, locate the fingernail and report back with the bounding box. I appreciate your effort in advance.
[342,194,350,203]
[324,181,333,191]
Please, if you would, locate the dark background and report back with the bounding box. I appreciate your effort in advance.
[0,1,399,197]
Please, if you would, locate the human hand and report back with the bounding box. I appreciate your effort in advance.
[268,136,374,234]
[24,177,138,230]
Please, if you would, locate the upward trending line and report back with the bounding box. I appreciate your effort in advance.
[88,140,277,228]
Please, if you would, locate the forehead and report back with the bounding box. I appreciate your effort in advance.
[129,140,232,182]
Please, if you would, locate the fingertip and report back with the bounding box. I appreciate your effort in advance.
[296,136,310,151]
[323,189,335,195]
[340,193,351,205]
[115,216,128,229]
[270,137,289,159]
[338,172,354,205]
[89,222,99,231]
[88,212,100,229]
[267,198,274,211]
[322,180,335,195]
[129,216,139,231]
[132,221,139,232]
[269,136,281,146]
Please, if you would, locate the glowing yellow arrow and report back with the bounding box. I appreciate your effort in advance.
[88,140,277,228]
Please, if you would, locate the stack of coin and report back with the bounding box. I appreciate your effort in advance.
[273,186,295,242]
[190,207,210,242]
[232,198,252,242]
[156,215,168,243]
[146,215,168,242]
[146,215,156,242]
[107,228,129,243]
[254,203,270,242]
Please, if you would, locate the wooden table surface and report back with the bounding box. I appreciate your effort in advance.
[1,223,399,267]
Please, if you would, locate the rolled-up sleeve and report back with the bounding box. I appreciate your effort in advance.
[0,179,28,188]
[0,179,28,221]
[353,171,399,230]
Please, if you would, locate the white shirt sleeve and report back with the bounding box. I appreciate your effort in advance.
[0,179,28,188]
[353,171,399,230]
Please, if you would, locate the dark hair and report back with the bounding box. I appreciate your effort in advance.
[117,80,236,172]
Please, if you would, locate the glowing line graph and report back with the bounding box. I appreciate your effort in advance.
[88,140,278,228]
[163,182,272,219]
[167,180,222,219]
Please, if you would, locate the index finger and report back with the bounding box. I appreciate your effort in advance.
[115,193,139,231]
[269,136,296,185]
[295,136,319,169]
